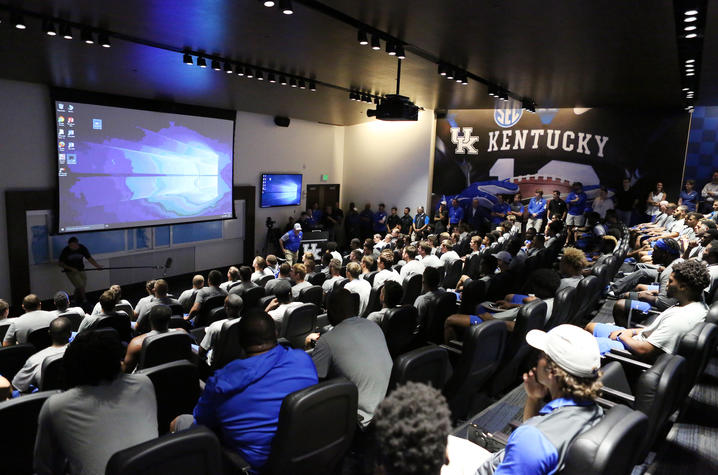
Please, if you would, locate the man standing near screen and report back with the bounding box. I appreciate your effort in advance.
[58,237,103,304]
[279,223,303,265]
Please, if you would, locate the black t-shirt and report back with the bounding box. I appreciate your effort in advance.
[615,187,635,211]
[387,214,401,230]
[548,199,567,218]
[399,215,413,234]
[59,244,91,271]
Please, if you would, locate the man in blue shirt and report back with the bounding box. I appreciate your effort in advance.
[527,189,547,232]
[475,324,603,474]
[491,195,511,229]
[172,310,318,471]
[565,182,588,227]
[448,198,464,232]
[412,206,430,239]
[374,203,388,234]
[279,223,303,265]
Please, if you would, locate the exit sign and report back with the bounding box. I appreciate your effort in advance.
[321,174,329,182]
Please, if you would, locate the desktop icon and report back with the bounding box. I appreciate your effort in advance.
[67,129,75,137]
[68,104,74,112]
[67,117,75,126]
[58,167,67,177]
[68,142,75,150]
[58,129,65,137]
[58,141,65,150]
[57,116,65,123]
[92,118,102,130]
[58,153,66,164]
[66,154,76,164]
[58,103,64,110]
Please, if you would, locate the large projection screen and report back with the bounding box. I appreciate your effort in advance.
[53,91,235,233]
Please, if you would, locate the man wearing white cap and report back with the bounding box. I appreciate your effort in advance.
[475,324,604,474]
[279,223,303,265]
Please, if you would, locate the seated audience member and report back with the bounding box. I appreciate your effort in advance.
[229,266,259,297]
[220,266,241,292]
[179,274,205,311]
[439,240,461,267]
[468,325,603,475]
[326,242,342,263]
[12,316,71,393]
[360,255,376,279]
[171,310,318,471]
[445,269,561,342]
[135,279,181,333]
[199,294,244,365]
[52,291,85,318]
[290,263,312,299]
[418,241,442,268]
[375,382,452,475]
[0,299,9,333]
[544,220,564,249]
[92,284,132,316]
[77,290,118,333]
[348,248,363,264]
[558,247,587,291]
[34,330,158,475]
[373,250,402,290]
[320,253,333,274]
[367,280,404,328]
[265,284,302,325]
[3,294,55,346]
[400,245,425,281]
[265,255,280,277]
[133,280,156,319]
[345,262,371,316]
[610,238,682,326]
[306,289,393,427]
[0,375,10,401]
[321,258,344,294]
[187,269,228,321]
[414,267,444,332]
[303,254,318,278]
[265,263,292,296]
[588,259,708,359]
[251,257,274,284]
[123,305,188,373]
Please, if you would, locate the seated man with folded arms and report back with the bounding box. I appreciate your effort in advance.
[12,316,71,393]
[306,289,393,428]
[171,310,317,472]
[587,259,708,359]
[367,280,403,329]
[3,294,56,346]
[123,305,189,373]
[453,324,604,475]
[34,330,158,475]
[199,294,244,365]
[444,268,560,342]
[179,274,204,312]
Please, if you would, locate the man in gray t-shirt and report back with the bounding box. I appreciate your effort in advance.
[188,270,227,322]
[34,330,158,475]
[306,289,392,427]
[3,294,55,346]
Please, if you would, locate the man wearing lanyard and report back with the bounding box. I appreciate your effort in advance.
[412,206,430,240]
[279,223,303,265]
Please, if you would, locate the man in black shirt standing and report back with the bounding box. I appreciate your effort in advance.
[58,237,103,304]
[547,190,568,222]
[399,207,413,235]
[387,207,401,232]
[615,177,637,225]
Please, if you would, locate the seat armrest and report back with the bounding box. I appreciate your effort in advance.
[595,396,618,409]
[608,347,632,358]
[599,386,635,405]
[277,337,291,347]
[222,447,251,474]
[448,339,463,350]
[604,351,652,370]
[439,344,462,356]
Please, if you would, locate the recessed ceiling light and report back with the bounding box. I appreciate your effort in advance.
[685,10,698,15]
[686,33,697,38]
[686,72,695,76]
[686,59,695,63]
[263,1,275,6]
[12,13,26,29]
[279,0,293,15]
[280,75,288,86]
[682,87,689,91]
[290,78,297,87]
[256,70,264,80]
[685,25,696,31]
[245,67,254,78]
[684,16,697,22]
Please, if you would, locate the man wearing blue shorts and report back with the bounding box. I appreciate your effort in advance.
[586,260,708,360]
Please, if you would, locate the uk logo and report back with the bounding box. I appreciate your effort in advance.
[302,242,322,259]
[450,127,480,154]
[494,100,524,128]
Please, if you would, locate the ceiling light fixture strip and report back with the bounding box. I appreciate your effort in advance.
[673,0,707,110]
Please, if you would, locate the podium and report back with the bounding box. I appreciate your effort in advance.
[300,230,329,260]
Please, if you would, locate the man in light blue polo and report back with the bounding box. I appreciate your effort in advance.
[448,198,464,232]
[279,223,303,265]
[527,189,547,232]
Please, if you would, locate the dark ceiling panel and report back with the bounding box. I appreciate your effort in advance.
[0,0,705,125]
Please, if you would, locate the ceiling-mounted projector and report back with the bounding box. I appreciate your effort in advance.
[367,94,419,121]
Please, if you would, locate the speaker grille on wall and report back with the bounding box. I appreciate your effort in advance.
[274,116,290,127]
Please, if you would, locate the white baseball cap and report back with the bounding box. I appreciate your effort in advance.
[525,324,601,378]
[491,251,512,263]
[294,223,302,231]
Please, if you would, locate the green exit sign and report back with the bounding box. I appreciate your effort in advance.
[321,174,329,182]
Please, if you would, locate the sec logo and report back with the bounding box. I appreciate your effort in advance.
[494,101,524,128]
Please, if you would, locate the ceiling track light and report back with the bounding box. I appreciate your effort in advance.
[263,0,276,7]
[298,79,306,89]
[446,69,455,80]
[357,30,368,45]
[224,62,233,74]
[236,66,245,76]
[256,70,264,80]
[279,0,294,15]
[279,75,288,86]
[12,12,26,30]
[374,96,380,105]
[245,67,254,78]
[211,59,221,71]
[290,78,297,87]
[197,56,207,68]
[438,64,447,76]
[396,44,406,60]
[460,74,469,86]
[183,53,193,65]
[268,72,277,83]
[309,81,316,91]
[371,34,381,50]
[60,23,73,39]
[386,41,396,56]
[43,19,57,36]
[81,28,94,44]
[98,33,111,48]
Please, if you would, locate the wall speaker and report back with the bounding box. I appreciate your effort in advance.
[274,116,290,127]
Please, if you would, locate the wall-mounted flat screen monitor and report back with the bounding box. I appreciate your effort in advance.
[260,173,302,208]
[53,89,235,233]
